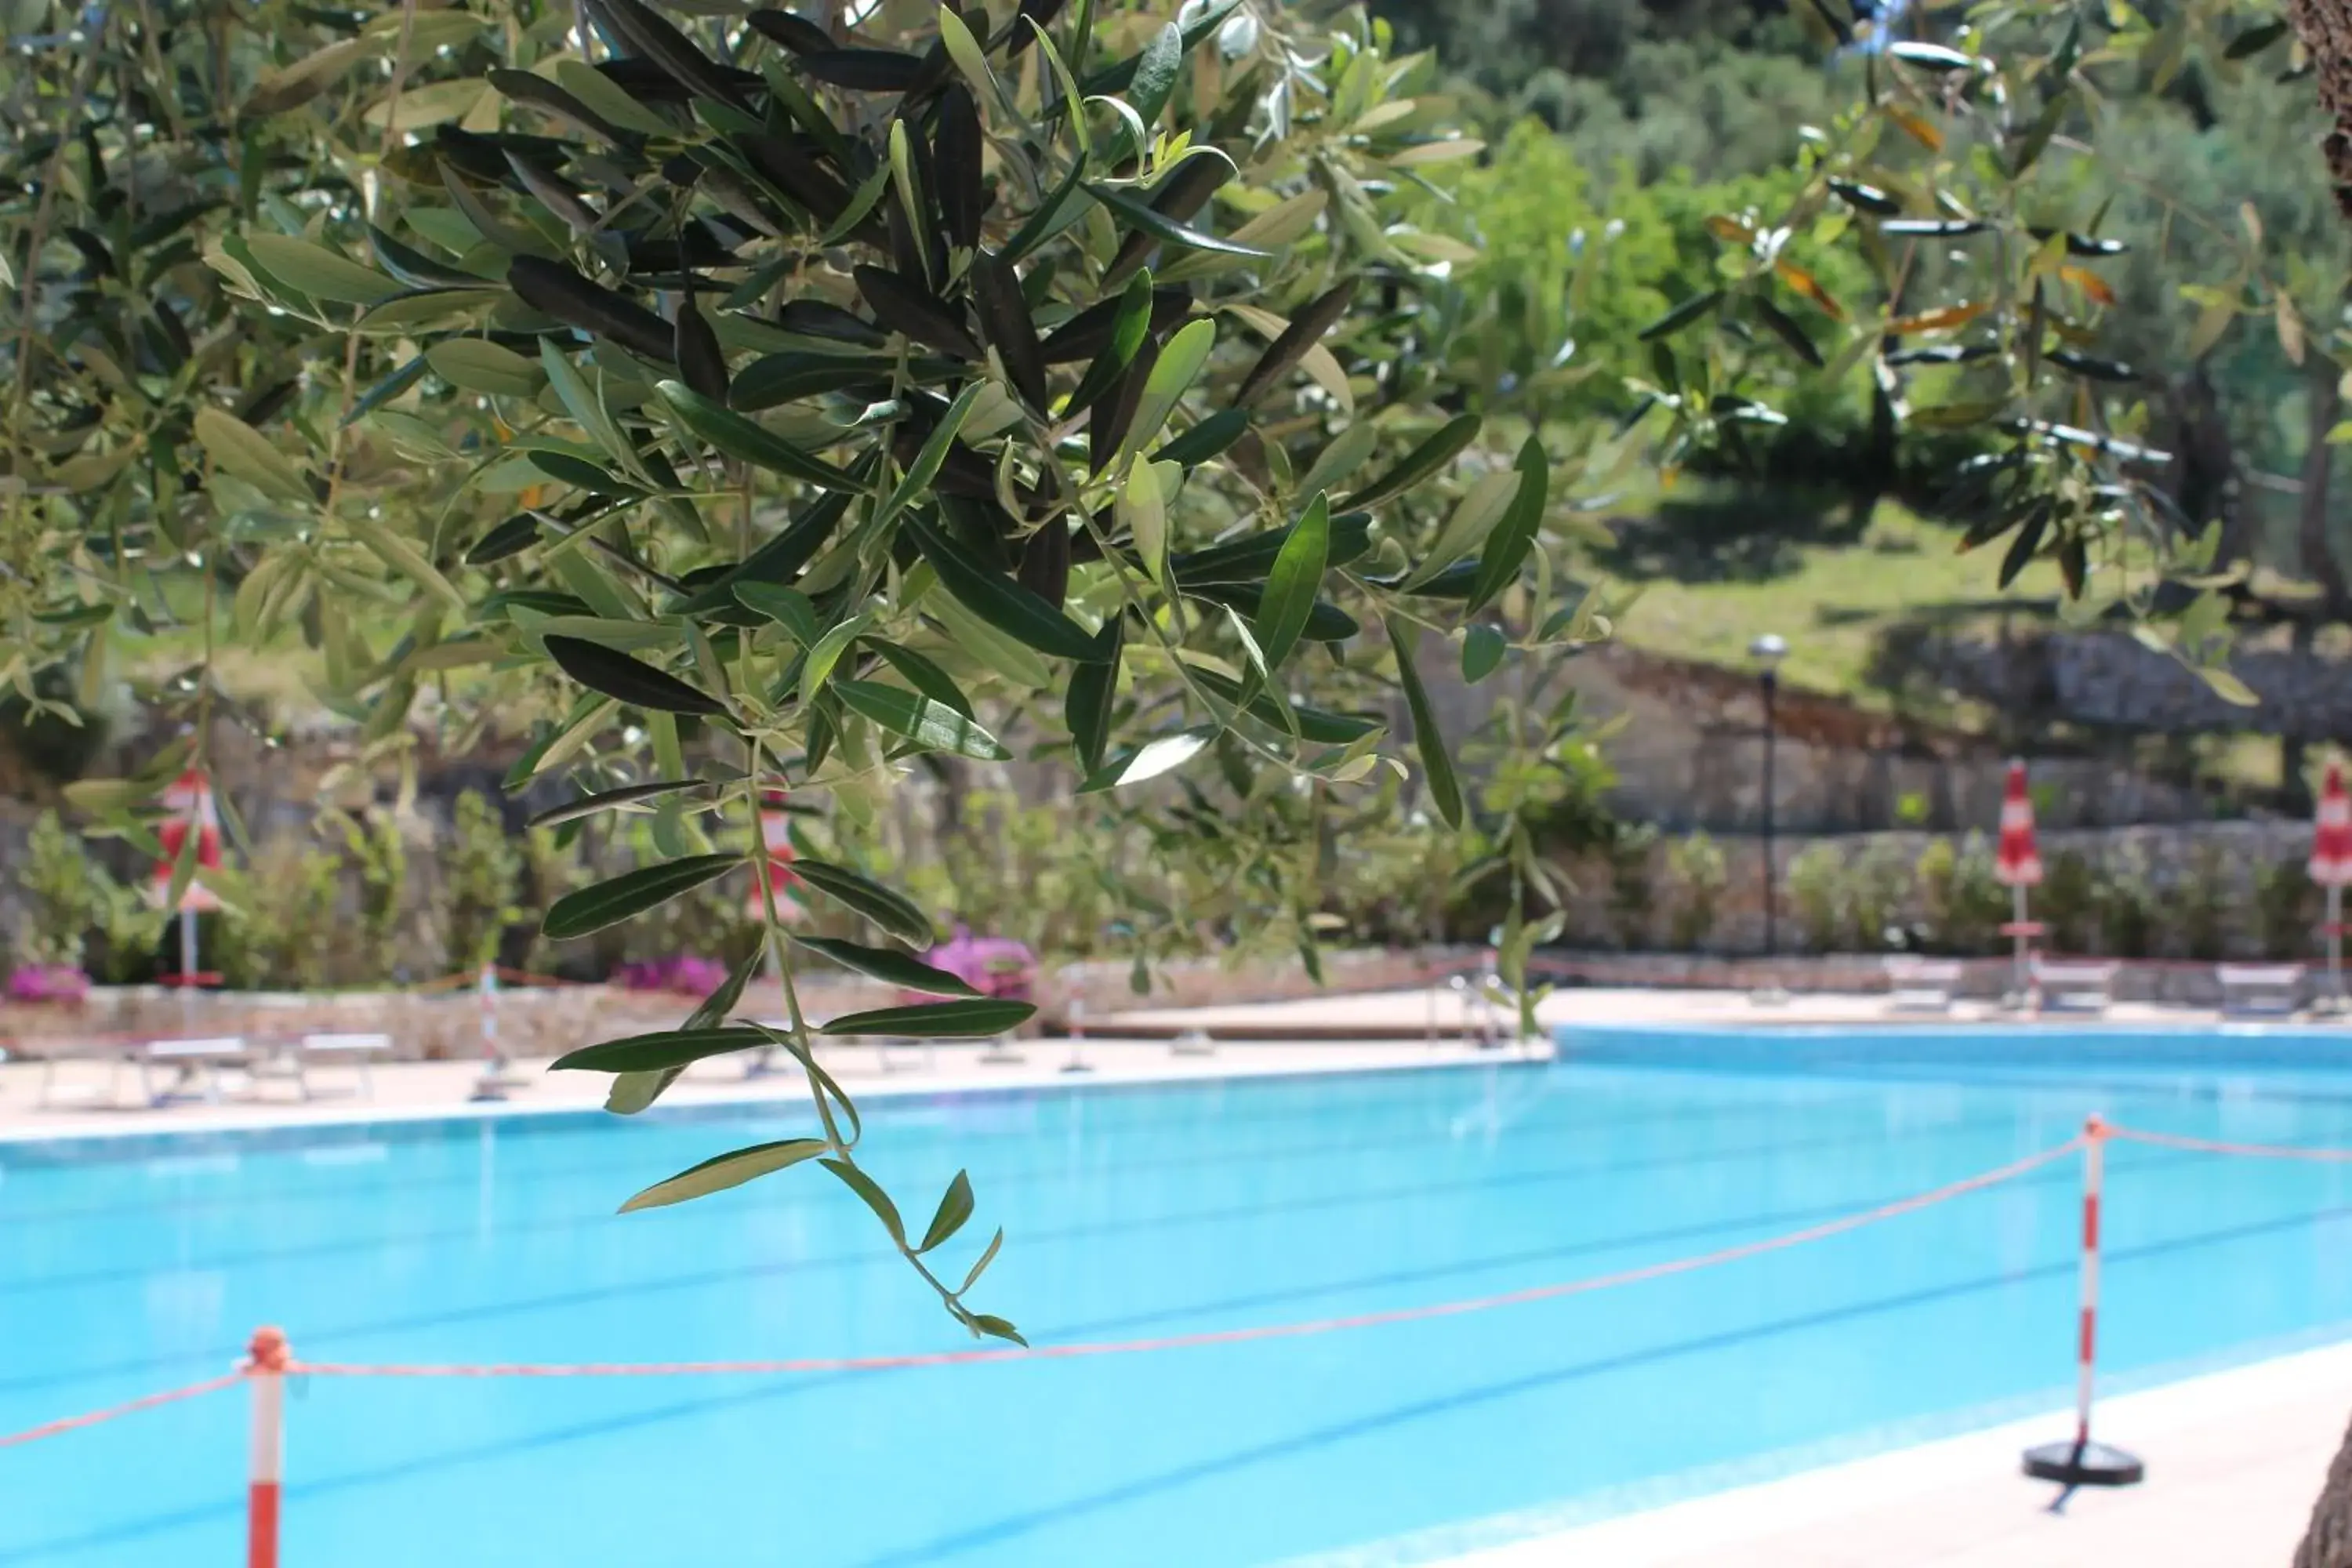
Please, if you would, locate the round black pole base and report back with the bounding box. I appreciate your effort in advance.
[2022,1439,2143,1487]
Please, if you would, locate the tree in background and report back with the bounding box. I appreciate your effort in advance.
[9,810,103,971]
[439,790,521,975]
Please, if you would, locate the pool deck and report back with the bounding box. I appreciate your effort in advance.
[0,1030,1540,1142]
[1109,983,2304,1037]
[1439,1338,2352,1567]
[5,981,2344,1563]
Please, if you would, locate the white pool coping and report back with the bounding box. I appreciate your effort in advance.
[0,1036,1548,1147]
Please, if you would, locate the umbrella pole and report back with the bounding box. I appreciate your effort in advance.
[2012,884,2031,1008]
[2331,884,2344,1014]
[177,905,199,1048]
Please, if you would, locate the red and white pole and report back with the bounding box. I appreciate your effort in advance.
[154,768,226,1039]
[1061,976,1091,1074]
[468,961,506,1103]
[2022,1115,2141,1493]
[2073,1114,2104,1449]
[1994,760,2045,1009]
[2312,762,2352,1011]
[246,1327,289,1568]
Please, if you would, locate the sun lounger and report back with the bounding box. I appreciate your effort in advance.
[1883,956,1965,1014]
[2031,960,2119,1016]
[37,1049,129,1109]
[2216,964,2304,1019]
[262,1033,388,1099]
[138,1036,250,1105]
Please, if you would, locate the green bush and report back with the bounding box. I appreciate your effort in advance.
[2096,843,2158,960]
[332,809,409,974]
[1915,833,2009,956]
[89,877,165,985]
[523,826,591,975]
[217,838,345,990]
[1846,840,1912,953]
[11,810,101,969]
[1788,844,1846,953]
[2040,851,2101,955]
[438,792,521,976]
[1667,831,1728,949]
[1605,822,1660,949]
[2256,856,2319,960]
[2175,843,2231,962]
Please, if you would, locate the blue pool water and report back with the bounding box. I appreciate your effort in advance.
[9,1028,2352,1566]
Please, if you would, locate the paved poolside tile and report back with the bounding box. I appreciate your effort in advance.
[1436,1315,2352,1566]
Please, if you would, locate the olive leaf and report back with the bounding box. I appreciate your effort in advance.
[793,859,936,946]
[619,1139,829,1212]
[834,679,1014,760]
[821,999,1039,1037]
[543,855,744,941]
[1234,280,1355,407]
[1254,492,1330,675]
[1338,413,1482,512]
[1387,615,1462,828]
[545,634,730,716]
[792,935,977,995]
[655,382,865,491]
[906,515,1105,661]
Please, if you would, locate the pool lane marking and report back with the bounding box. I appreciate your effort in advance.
[0,1102,2046,1308]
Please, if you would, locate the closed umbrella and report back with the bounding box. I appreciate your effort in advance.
[151,768,224,987]
[1994,760,2045,1004]
[2310,760,2352,1009]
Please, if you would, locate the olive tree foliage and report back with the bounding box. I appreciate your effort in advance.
[0,0,1595,1338]
[1593,0,2332,706]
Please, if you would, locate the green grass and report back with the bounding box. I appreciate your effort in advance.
[1604,496,2067,719]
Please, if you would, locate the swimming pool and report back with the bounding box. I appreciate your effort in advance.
[6,1029,2352,1566]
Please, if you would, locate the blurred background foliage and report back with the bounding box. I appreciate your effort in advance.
[10,0,2352,995]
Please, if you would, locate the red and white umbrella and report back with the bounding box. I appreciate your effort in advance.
[2312,761,2352,887]
[2314,760,2352,1009]
[151,768,223,914]
[746,789,804,923]
[1994,760,2043,889]
[1993,759,2044,1007]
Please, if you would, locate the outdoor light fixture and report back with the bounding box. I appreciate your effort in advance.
[1751,634,1789,1003]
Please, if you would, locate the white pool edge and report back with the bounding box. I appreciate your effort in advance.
[0,1039,1552,1148]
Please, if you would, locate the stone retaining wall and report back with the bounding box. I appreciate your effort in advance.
[1917,627,2352,740]
[1526,951,2282,1007]
[0,978,873,1064]
[0,948,1483,1060]
[1567,819,2321,958]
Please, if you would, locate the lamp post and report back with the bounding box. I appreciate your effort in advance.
[1751,634,1788,999]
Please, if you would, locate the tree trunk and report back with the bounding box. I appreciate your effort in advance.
[2302,357,2350,618]
[2154,364,2241,613]
[2290,0,2352,218]
[2286,359,2344,814]
[2297,1409,2352,1566]
[2285,619,2316,813]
